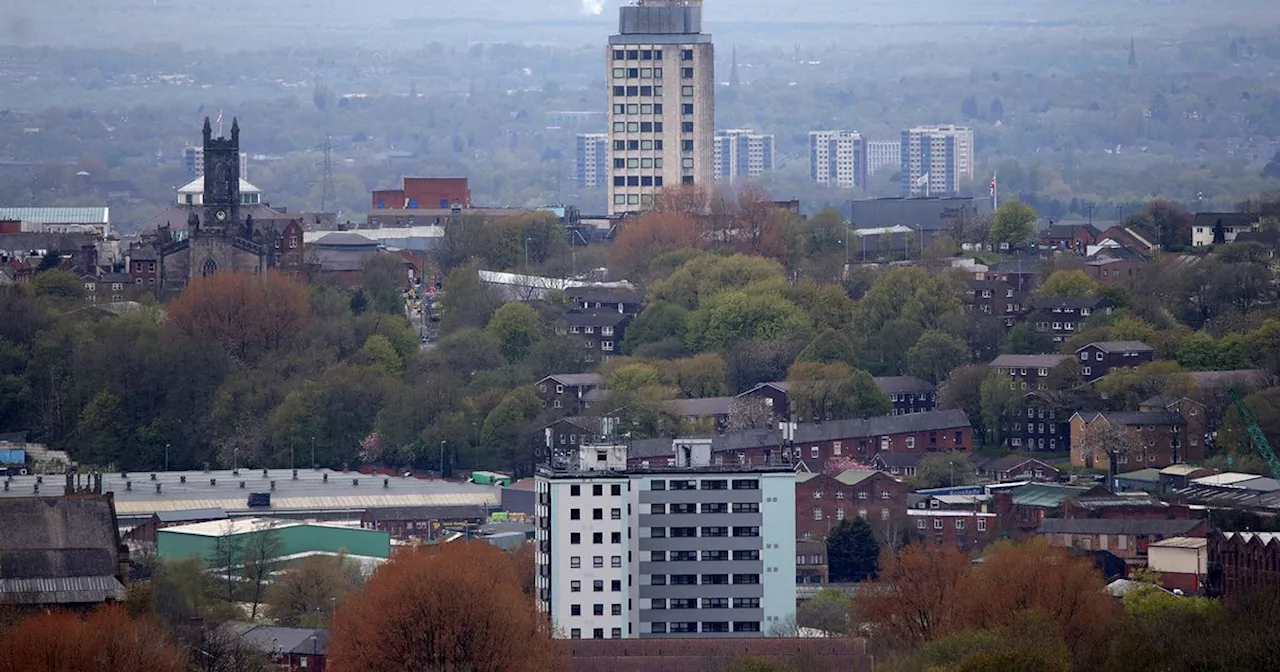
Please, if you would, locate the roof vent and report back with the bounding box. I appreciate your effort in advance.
[322,473,328,483]
[383,478,389,488]
[155,483,162,494]
[210,478,217,486]
[239,481,246,489]
[263,468,269,478]
[180,475,186,484]
[352,479,359,486]
[292,469,298,481]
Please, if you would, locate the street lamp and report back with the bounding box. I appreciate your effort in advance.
[311,435,316,470]
[164,443,170,473]
[524,237,533,273]
[440,440,447,477]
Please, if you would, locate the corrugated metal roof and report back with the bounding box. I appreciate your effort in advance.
[113,492,498,517]
[0,575,125,604]
[0,207,108,224]
[1150,536,1207,549]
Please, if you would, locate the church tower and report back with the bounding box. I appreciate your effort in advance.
[200,116,241,235]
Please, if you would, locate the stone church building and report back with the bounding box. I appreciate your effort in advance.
[148,118,305,295]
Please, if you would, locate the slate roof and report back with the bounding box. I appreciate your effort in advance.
[979,455,1057,475]
[565,285,642,303]
[1043,222,1100,239]
[1010,483,1090,507]
[988,257,1039,274]
[1029,296,1111,311]
[565,310,630,328]
[155,507,227,523]
[1096,411,1183,427]
[792,410,971,444]
[628,438,676,460]
[0,495,124,604]
[1234,231,1280,247]
[0,232,96,252]
[667,397,735,417]
[312,232,378,247]
[1081,341,1154,354]
[737,381,791,396]
[363,505,488,522]
[541,373,604,388]
[990,354,1071,369]
[711,428,783,453]
[128,246,158,261]
[1037,518,1203,536]
[872,452,926,468]
[872,376,934,395]
[236,625,328,656]
[1193,212,1260,228]
[834,470,880,486]
[0,207,109,224]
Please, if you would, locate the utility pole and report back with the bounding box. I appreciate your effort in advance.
[165,443,170,473]
[440,441,447,477]
[310,435,316,469]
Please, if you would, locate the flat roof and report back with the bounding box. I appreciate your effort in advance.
[1150,536,1207,549]
[162,517,302,537]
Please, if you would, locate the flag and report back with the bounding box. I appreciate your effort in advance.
[990,172,997,197]
[913,172,930,187]
[215,110,223,126]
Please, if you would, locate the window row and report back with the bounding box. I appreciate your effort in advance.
[649,574,760,586]
[614,157,664,169]
[568,555,624,569]
[650,479,756,491]
[613,193,653,207]
[569,531,623,544]
[569,484,622,496]
[651,622,760,634]
[651,597,760,609]
[569,579,623,592]
[568,508,620,520]
[649,549,759,562]
[568,325,614,336]
[614,139,664,151]
[613,103,664,115]
[611,48,664,61]
[613,176,664,188]
[612,67,663,80]
[568,627,623,638]
[649,502,756,514]
[569,603,623,617]
[612,121,664,133]
[915,517,988,531]
[650,526,759,538]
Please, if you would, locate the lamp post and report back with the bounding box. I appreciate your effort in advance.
[524,237,532,273]
[310,435,316,470]
[164,443,170,473]
[440,440,447,477]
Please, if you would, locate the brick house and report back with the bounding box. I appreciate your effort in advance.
[965,278,1018,327]
[1146,536,1208,594]
[986,257,1039,303]
[989,354,1072,393]
[1070,410,1192,472]
[787,410,972,466]
[1140,396,1207,461]
[734,382,792,421]
[1001,391,1073,452]
[795,471,910,541]
[1039,222,1100,253]
[873,376,937,415]
[372,177,470,210]
[542,416,616,465]
[271,219,307,279]
[869,452,926,479]
[974,455,1062,483]
[907,508,999,551]
[359,504,488,541]
[1074,341,1155,382]
[1021,297,1115,344]
[1085,250,1146,288]
[795,538,828,586]
[563,311,631,360]
[564,285,642,315]
[535,373,605,414]
[1191,212,1260,248]
[1035,518,1209,566]
[127,246,159,289]
[1207,531,1280,598]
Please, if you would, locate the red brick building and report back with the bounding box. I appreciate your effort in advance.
[1035,517,1208,566]
[787,409,972,467]
[359,505,488,541]
[535,373,605,414]
[372,177,471,210]
[795,471,910,541]
[1039,222,1100,253]
[1069,410,1195,472]
[566,638,872,672]
[1207,531,1280,598]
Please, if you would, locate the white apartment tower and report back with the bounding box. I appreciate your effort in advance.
[606,0,715,215]
[900,125,974,197]
[807,130,867,189]
[713,129,775,184]
[576,133,610,189]
[535,441,796,640]
[865,141,901,176]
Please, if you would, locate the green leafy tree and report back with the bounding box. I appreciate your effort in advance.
[990,201,1037,248]
[796,588,851,634]
[480,387,542,474]
[980,371,1021,448]
[359,254,406,314]
[939,364,990,444]
[826,518,879,582]
[664,353,728,398]
[907,330,971,385]
[620,301,688,354]
[1037,270,1100,298]
[486,302,542,363]
[684,287,812,352]
[608,361,663,391]
[787,361,892,421]
[357,334,403,375]
[912,453,976,489]
[440,263,502,333]
[30,268,85,299]
[649,253,785,311]
[796,329,858,367]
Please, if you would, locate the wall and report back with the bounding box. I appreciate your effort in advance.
[760,472,796,633]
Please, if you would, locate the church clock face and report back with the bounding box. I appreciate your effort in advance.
[214,209,228,222]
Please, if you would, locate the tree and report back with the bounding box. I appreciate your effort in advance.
[989,201,1037,248]
[827,518,879,582]
[265,554,365,627]
[1036,270,1099,298]
[665,353,728,398]
[1002,322,1055,355]
[360,254,406,314]
[1122,200,1195,251]
[907,330,970,385]
[851,543,972,650]
[796,329,858,368]
[620,301,688,355]
[0,606,186,672]
[651,253,786,311]
[167,270,310,361]
[486,301,543,363]
[797,588,852,635]
[1075,417,1144,471]
[727,397,777,431]
[481,387,542,475]
[912,452,975,489]
[787,361,891,421]
[209,520,245,604]
[30,268,85,299]
[242,522,285,620]
[328,542,563,672]
[607,210,703,281]
[684,286,812,352]
[439,262,502,333]
[979,371,1021,448]
[939,365,989,443]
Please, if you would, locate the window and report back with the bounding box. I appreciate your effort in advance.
[917,519,926,529]
[813,507,823,521]
[905,437,916,449]
[593,532,603,544]
[1083,366,1092,377]
[956,519,966,530]
[836,508,846,520]
[611,509,621,521]
[732,479,759,490]
[977,518,988,531]
[571,604,582,616]
[571,580,581,592]
[1096,352,1104,361]
[651,480,666,490]
[593,604,604,616]
[593,508,603,520]
[681,85,694,96]
[732,502,759,513]
[611,556,622,568]
[701,479,727,490]
[681,67,694,78]
[570,556,581,568]
[570,508,580,520]
[612,604,622,615]
[593,628,604,639]
[933,518,944,530]
[681,103,694,115]
[703,597,728,609]
[571,533,581,544]
[810,446,820,459]
[611,579,622,592]
[593,556,604,568]
[651,623,667,634]
[593,580,604,592]
[733,574,760,585]
[570,629,581,639]
[733,526,760,537]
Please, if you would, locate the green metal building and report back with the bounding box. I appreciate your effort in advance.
[156,518,391,565]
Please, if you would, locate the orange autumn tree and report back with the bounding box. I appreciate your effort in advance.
[608,209,703,281]
[166,269,310,361]
[0,605,185,672]
[328,541,564,672]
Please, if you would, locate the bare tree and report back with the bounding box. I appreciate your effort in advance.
[726,397,776,431]
[208,520,245,605]
[1077,417,1144,473]
[242,521,286,620]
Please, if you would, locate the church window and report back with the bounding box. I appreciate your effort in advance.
[289,237,299,249]
[201,258,218,277]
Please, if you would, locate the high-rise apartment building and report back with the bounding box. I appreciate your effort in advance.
[713,129,774,184]
[807,130,867,189]
[576,133,610,189]
[606,0,715,215]
[900,125,974,197]
[866,141,901,176]
[535,441,796,640]
[183,145,248,180]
